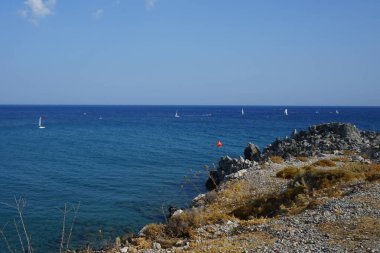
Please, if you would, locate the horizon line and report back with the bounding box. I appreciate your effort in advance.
[0,104,380,107]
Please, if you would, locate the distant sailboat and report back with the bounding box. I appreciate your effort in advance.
[175,110,180,118]
[336,110,339,114]
[241,108,245,116]
[284,108,288,116]
[38,116,45,129]
[99,115,103,120]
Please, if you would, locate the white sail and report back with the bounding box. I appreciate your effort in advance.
[38,116,45,129]
[175,110,180,118]
[284,108,288,116]
[336,110,339,114]
[241,108,244,116]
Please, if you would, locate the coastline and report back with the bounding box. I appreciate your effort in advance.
[75,122,380,253]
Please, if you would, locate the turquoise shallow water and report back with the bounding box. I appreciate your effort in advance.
[0,105,380,252]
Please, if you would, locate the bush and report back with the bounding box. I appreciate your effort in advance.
[296,156,308,162]
[142,224,165,239]
[312,159,336,167]
[270,156,284,164]
[276,166,314,179]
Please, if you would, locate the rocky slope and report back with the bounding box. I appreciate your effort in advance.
[76,123,380,253]
[206,122,380,189]
[262,122,380,160]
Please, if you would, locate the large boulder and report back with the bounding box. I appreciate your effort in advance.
[244,143,262,162]
[217,156,252,182]
[205,171,219,190]
[205,156,253,190]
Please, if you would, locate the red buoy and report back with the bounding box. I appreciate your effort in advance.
[217,140,223,148]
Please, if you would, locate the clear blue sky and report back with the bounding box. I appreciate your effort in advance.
[0,0,379,105]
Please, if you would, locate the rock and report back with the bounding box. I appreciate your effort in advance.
[121,232,134,244]
[172,209,184,217]
[244,143,262,162]
[206,170,219,190]
[175,240,185,246]
[262,123,376,159]
[351,155,364,162]
[138,225,149,236]
[153,242,161,250]
[192,193,206,207]
[225,169,247,180]
[115,237,121,247]
[168,206,178,217]
[120,246,129,253]
[217,156,250,181]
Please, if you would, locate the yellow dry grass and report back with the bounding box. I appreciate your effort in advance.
[234,162,380,220]
[270,156,284,164]
[312,159,336,167]
[296,156,309,162]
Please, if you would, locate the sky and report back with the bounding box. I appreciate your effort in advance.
[0,0,379,106]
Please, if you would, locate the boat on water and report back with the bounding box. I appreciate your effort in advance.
[336,110,339,114]
[99,115,103,120]
[241,108,245,116]
[284,108,288,116]
[38,116,45,129]
[175,110,180,118]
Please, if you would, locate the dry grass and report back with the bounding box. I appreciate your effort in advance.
[296,156,308,162]
[276,166,313,179]
[232,185,307,219]
[291,162,380,190]
[312,159,336,167]
[165,181,254,238]
[142,223,166,239]
[135,181,253,248]
[331,156,350,162]
[131,237,151,249]
[233,162,380,220]
[270,156,284,164]
[209,180,254,210]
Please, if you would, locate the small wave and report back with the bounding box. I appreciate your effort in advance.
[183,114,212,117]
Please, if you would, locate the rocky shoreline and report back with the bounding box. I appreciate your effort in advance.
[76,122,380,253]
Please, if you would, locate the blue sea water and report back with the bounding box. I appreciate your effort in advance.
[0,105,380,252]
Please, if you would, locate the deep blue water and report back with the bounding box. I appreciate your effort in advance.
[0,105,380,252]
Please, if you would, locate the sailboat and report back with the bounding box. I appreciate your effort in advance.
[241,108,245,116]
[175,110,180,118]
[38,116,45,129]
[98,115,103,120]
[284,108,288,116]
[335,110,339,114]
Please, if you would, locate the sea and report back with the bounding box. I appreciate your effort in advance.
[0,105,380,252]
